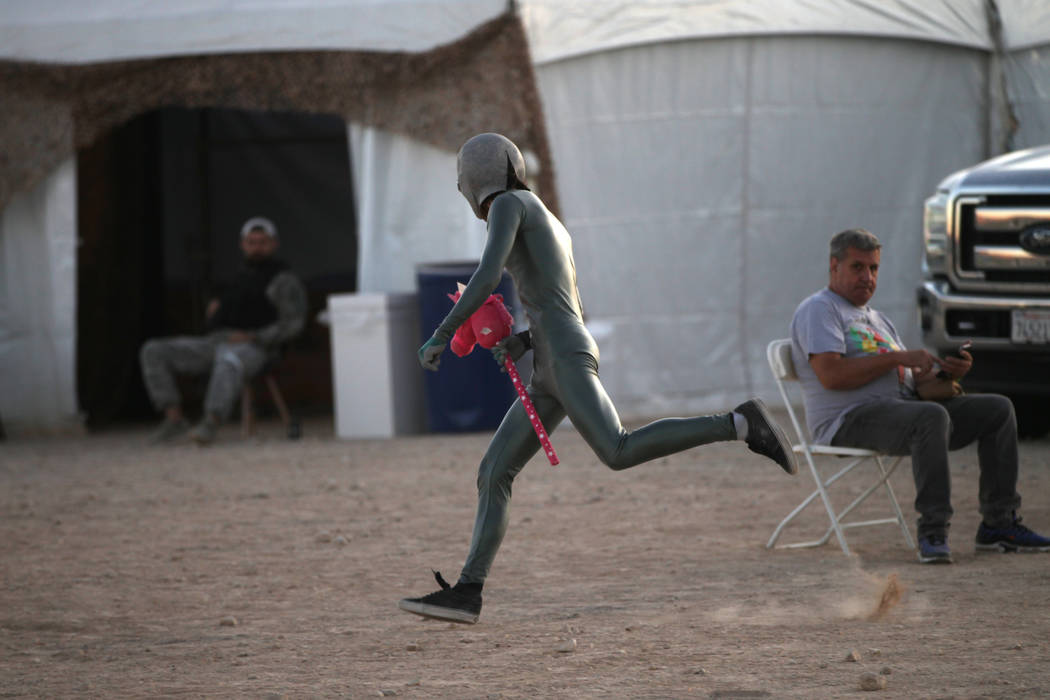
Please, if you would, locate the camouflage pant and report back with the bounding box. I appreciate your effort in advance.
[139,333,270,420]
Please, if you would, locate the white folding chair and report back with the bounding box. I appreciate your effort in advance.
[765,338,915,555]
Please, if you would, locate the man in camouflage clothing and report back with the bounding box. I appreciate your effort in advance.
[140,217,307,444]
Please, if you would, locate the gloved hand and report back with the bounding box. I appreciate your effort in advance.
[491,333,527,371]
[418,337,447,371]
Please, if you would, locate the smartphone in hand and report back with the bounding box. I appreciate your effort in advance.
[937,341,972,379]
[946,340,973,359]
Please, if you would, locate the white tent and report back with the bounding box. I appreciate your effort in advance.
[0,0,525,434]
[3,0,1050,434]
[522,0,1050,416]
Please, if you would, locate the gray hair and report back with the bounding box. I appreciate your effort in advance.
[830,228,881,260]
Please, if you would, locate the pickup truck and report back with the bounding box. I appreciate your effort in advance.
[917,146,1050,438]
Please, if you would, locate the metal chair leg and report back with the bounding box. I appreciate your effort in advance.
[241,383,255,437]
[264,374,292,433]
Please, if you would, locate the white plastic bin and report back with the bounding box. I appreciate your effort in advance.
[328,293,425,438]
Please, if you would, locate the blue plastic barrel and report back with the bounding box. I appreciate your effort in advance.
[416,261,520,433]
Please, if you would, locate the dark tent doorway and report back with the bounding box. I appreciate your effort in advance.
[77,106,357,429]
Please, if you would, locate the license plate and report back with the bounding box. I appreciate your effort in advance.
[1011,309,1050,344]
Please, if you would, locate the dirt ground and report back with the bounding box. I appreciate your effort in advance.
[2,412,1049,699]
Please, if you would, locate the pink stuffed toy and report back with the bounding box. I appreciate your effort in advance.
[447,289,514,356]
[445,285,558,465]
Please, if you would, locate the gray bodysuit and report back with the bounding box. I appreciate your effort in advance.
[430,188,735,584]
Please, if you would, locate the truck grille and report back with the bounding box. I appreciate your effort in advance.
[955,195,1050,292]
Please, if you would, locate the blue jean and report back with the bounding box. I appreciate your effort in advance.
[831,394,1021,539]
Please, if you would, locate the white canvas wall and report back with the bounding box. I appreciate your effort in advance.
[999,0,1050,52]
[0,0,508,63]
[349,125,488,294]
[520,0,990,64]
[0,159,80,434]
[1004,45,1050,149]
[536,35,991,417]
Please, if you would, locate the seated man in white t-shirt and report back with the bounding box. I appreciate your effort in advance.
[790,228,1049,563]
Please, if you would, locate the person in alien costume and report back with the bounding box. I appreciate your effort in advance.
[398,133,797,624]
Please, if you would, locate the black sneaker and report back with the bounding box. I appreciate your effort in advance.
[733,398,797,475]
[398,571,482,624]
[976,516,1050,553]
[917,534,953,564]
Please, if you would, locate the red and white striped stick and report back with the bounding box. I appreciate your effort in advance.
[503,356,558,466]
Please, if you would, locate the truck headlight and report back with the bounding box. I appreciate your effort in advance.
[923,192,949,274]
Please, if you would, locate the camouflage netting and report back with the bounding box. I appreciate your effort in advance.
[0,11,557,215]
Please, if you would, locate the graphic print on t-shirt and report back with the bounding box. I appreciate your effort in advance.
[846,320,912,391]
[846,323,901,356]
